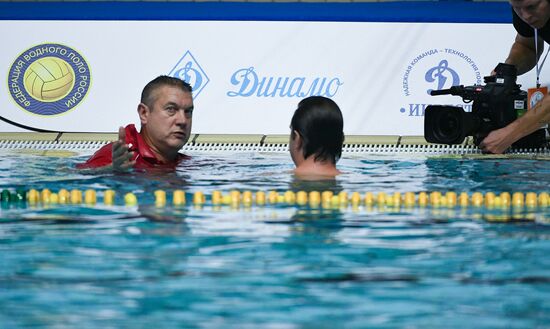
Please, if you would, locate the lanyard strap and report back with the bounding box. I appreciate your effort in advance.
[534,28,550,88]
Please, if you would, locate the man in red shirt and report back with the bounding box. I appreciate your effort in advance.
[78,76,194,170]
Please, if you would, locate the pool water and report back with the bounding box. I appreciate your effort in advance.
[0,151,549,328]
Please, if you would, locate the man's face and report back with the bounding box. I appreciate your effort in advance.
[140,85,193,157]
[510,0,550,29]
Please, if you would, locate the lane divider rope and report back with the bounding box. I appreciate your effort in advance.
[1,188,548,211]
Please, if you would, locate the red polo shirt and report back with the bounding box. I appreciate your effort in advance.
[77,124,188,170]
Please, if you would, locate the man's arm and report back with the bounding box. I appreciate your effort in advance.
[504,33,544,75]
[479,94,550,154]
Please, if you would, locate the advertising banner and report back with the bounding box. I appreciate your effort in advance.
[1,20,544,135]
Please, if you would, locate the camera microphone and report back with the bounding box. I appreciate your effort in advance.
[429,86,464,96]
[429,89,452,96]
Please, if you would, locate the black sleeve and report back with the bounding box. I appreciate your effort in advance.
[512,8,535,38]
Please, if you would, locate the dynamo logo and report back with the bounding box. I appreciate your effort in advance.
[424,59,460,95]
[226,67,343,98]
[400,48,481,116]
[169,51,209,98]
[7,43,91,116]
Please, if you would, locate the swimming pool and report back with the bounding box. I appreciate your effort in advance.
[0,137,549,328]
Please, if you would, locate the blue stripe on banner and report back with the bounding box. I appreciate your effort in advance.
[0,1,511,23]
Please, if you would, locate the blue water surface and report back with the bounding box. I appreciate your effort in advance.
[0,151,549,328]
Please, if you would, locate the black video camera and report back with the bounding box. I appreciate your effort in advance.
[424,63,547,148]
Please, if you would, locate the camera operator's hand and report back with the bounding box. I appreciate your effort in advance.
[478,127,515,154]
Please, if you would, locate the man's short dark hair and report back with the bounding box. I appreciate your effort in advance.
[290,96,344,164]
[141,75,193,108]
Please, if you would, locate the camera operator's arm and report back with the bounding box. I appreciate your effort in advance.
[501,33,544,75]
[480,94,550,154]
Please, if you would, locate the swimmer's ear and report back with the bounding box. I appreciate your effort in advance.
[293,130,303,148]
[137,103,150,125]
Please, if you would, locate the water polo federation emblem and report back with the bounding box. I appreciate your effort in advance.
[7,43,91,116]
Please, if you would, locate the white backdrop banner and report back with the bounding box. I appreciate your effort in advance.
[0,21,544,135]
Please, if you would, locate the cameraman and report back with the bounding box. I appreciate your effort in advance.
[479,0,550,153]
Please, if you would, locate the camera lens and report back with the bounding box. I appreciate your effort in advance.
[434,111,461,143]
[424,105,468,145]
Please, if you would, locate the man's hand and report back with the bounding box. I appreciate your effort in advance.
[112,126,136,171]
[478,127,514,154]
